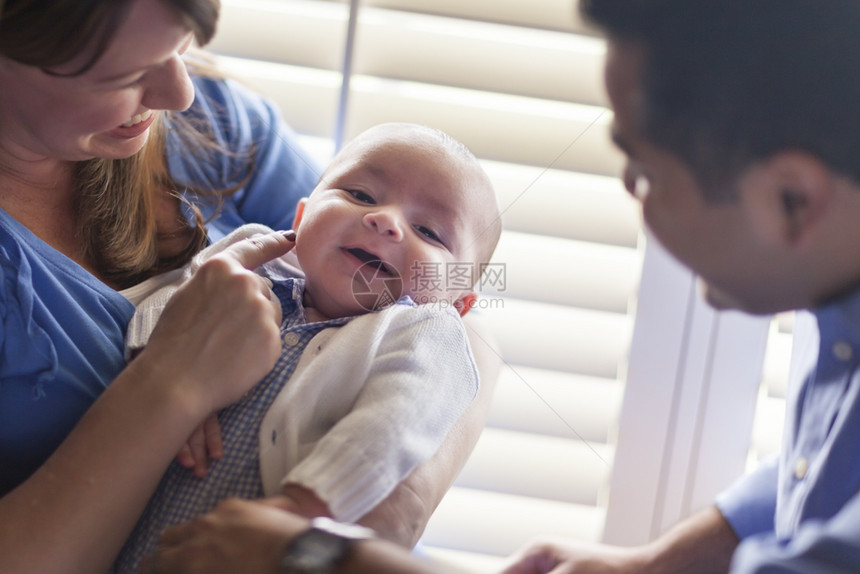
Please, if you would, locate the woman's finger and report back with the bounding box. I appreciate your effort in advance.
[218,230,296,272]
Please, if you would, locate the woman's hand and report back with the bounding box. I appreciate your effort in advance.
[141,497,309,574]
[140,231,295,418]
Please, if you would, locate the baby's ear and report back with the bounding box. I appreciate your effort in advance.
[292,198,308,230]
[454,292,477,317]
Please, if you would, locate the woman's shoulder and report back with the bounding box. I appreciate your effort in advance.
[0,210,134,313]
[0,209,54,298]
[0,211,134,395]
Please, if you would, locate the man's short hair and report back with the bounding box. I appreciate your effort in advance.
[582,0,860,201]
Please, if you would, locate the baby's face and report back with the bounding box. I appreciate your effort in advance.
[294,126,492,319]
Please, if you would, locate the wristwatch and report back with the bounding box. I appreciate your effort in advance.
[280,516,376,573]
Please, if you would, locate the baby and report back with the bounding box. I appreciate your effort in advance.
[113,123,501,572]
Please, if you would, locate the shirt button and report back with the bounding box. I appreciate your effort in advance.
[833,341,853,362]
[794,457,809,480]
[271,429,277,444]
[283,332,301,347]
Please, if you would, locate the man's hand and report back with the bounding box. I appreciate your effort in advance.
[141,497,309,574]
[500,507,737,574]
[499,537,645,574]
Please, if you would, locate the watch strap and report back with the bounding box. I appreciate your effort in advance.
[280,517,375,574]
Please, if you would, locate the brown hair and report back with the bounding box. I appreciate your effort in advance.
[0,0,233,288]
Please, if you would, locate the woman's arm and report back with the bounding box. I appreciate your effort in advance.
[0,232,294,574]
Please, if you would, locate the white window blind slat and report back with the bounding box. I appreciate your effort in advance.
[215,56,341,138]
[213,52,624,177]
[455,427,613,506]
[488,368,623,444]
[344,75,621,176]
[352,8,607,105]
[360,0,592,35]
[481,298,632,379]
[210,0,347,70]
[489,230,641,313]
[422,487,606,556]
[484,160,640,247]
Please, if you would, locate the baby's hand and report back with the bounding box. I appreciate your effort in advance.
[176,414,223,478]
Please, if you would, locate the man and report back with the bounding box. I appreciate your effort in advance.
[509,2,860,572]
[147,1,860,572]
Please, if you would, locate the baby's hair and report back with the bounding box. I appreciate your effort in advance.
[413,124,479,163]
[317,123,481,193]
[319,123,502,275]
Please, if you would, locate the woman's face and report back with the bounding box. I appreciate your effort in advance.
[0,0,196,163]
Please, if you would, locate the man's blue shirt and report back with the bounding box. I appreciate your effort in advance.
[718,288,860,572]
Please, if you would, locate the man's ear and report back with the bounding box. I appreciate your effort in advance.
[453,292,477,317]
[756,151,835,245]
[292,198,308,230]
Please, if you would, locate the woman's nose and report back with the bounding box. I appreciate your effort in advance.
[140,55,195,112]
[363,210,404,240]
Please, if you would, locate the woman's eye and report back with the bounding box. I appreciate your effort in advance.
[347,190,375,204]
[415,225,442,243]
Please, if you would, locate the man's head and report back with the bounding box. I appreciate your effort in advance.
[582,0,860,199]
[582,0,860,314]
[293,123,501,320]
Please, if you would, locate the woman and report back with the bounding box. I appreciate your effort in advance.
[0,1,497,572]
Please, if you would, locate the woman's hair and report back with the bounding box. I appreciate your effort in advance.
[0,0,235,287]
[581,0,860,202]
[0,0,219,72]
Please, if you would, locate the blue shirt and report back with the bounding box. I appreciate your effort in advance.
[717,289,860,572]
[0,76,321,495]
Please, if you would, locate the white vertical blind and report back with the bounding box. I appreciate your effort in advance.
[748,313,793,469]
[208,2,780,572]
